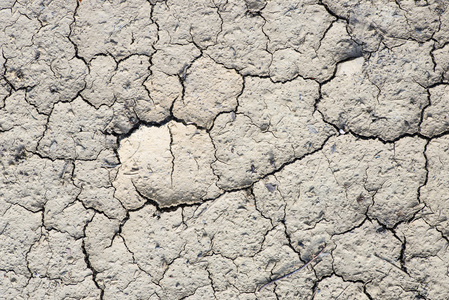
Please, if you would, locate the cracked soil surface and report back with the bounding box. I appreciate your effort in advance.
[1,0,449,299]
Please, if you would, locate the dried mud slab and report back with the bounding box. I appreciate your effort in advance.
[74,149,126,220]
[323,0,442,51]
[152,0,222,49]
[269,20,362,82]
[81,55,117,108]
[85,213,160,299]
[206,0,272,76]
[0,204,41,276]
[264,1,361,82]
[37,97,115,160]
[82,54,178,135]
[71,0,158,61]
[28,230,92,284]
[314,275,368,299]
[173,56,243,129]
[420,84,449,137]
[319,41,439,141]
[2,1,87,114]
[0,91,47,152]
[114,121,221,209]
[0,153,92,238]
[211,76,334,190]
[394,219,449,300]
[421,135,449,236]
[433,44,449,82]
[332,220,403,287]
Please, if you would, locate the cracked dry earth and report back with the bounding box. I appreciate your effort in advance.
[3,0,449,299]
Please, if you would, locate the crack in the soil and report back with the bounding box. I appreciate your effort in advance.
[81,215,104,299]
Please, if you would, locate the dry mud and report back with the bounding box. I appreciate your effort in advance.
[1,0,449,299]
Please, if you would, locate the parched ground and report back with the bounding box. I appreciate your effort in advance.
[1,0,449,299]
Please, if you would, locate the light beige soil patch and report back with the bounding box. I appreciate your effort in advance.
[114,121,221,208]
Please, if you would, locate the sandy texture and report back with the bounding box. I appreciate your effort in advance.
[1,0,449,299]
